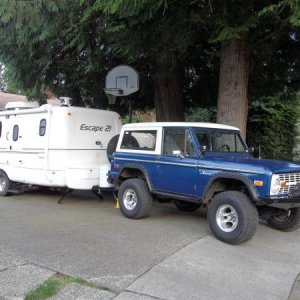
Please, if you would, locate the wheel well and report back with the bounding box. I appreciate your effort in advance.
[116,168,148,189]
[203,178,253,204]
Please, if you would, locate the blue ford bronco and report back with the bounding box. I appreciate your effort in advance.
[107,122,300,244]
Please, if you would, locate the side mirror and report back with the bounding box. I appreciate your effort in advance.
[248,146,255,154]
[172,150,184,158]
[248,146,261,158]
[201,145,207,154]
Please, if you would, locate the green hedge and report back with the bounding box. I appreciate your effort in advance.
[247,96,299,161]
[185,98,299,161]
[185,107,216,122]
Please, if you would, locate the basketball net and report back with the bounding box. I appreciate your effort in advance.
[104,89,117,105]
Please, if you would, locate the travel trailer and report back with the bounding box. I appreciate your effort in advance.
[0,102,122,196]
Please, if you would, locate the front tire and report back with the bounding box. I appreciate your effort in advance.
[174,200,200,212]
[267,208,300,232]
[208,191,258,244]
[118,178,153,219]
[0,170,11,196]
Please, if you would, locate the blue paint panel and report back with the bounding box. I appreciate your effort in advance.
[111,126,300,202]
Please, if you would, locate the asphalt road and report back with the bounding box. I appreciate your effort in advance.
[0,190,299,299]
[0,190,207,292]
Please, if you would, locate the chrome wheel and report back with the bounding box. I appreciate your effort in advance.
[216,204,239,232]
[0,176,7,192]
[123,188,137,211]
[272,210,291,222]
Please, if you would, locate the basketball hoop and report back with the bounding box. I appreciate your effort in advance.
[104,88,124,96]
[105,65,139,96]
[105,65,139,122]
[104,89,118,105]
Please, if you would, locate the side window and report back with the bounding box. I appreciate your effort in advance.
[39,119,47,136]
[13,125,19,141]
[163,128,197,157]
[121,130,157,151]
[0,121,2,138]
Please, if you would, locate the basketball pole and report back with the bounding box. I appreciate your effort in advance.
[128,98,133,123]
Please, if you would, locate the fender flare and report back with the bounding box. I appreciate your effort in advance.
[115,163,153,192]
[202,173,261,204]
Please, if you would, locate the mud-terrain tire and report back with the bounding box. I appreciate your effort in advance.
[207,191,258,244]
[118,178,153,219]
[267,208,300,232]
[0,170,11,196]
[174,200,200,212]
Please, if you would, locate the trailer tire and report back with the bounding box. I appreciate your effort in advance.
[0,170,11,196]
[118,178,153,219]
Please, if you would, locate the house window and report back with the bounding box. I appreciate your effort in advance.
[39,119,47,136]
[13,125,19,141]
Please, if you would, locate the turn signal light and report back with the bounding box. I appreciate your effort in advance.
[280,181,287,187]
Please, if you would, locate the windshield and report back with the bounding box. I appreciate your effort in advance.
[194,128,247,153]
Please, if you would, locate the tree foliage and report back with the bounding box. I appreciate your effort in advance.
[247,95,299,160]
[0,1,299,156]
[0,0,119,106]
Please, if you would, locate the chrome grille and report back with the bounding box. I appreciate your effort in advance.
[278,173,300,194]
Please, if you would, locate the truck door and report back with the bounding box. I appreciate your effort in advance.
[153,127,200,197]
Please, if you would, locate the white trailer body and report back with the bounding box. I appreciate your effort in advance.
[0,104,122,190]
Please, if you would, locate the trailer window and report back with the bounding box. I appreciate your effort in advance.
[13,125,19,141]
[39,119,47,136]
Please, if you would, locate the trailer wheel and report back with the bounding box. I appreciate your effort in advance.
[0,170,11,196]
[118,178,153,219]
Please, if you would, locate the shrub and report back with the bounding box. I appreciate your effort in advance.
[185,107,216,122]
[247,96,299,160]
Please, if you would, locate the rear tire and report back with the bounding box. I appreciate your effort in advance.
[267,208,300,232]
[0,170,11,196]
[174,200,200,212]
[207,191,258,244]
[118,178,153,219]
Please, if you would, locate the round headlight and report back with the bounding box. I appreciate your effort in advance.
[271,178,281,195]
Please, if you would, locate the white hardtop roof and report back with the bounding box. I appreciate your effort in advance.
[123,122,240,131]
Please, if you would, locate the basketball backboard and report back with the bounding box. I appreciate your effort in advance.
[105,65,139,96]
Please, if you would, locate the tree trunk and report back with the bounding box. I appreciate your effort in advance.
[217,39,249,139]
[154,63,184,121]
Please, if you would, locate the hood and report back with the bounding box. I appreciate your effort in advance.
[202,153,300,174]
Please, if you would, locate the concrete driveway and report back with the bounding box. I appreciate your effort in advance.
[0,190,299,299]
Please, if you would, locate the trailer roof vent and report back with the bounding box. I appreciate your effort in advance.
[4,101,39,110]
[59,97,72,106]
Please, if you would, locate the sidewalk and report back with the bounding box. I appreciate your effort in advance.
[1,223,300,300]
